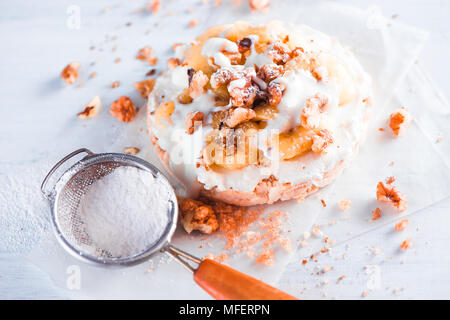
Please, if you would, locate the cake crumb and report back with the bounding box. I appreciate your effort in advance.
[338,199,352,211]
[389,107,412,136]
[395,219,409,232]
[400,238,412,250]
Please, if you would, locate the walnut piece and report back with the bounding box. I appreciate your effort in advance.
[311,129,333,154]
[167,57,181,70]
[61,62,80,85]
[188,70,209,99]
[134,79,156,98]
[300,93,329,129]
[224,107,256,128]
[110,96,136,122]
[179,198,219,234]
[185,111,204,134]
[376,181,407,212]
[136,46,158,65]
[77,96,101,119]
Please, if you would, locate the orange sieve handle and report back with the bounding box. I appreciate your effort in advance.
[193,259,298,300]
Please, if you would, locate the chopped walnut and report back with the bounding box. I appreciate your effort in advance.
[237,37,253,53]
[77,96,101,119]
[257,63,283,82]
[185,111,204,134]
[400,238,412,250]
[111,81,120,88]
[134,79,156,98]
[110,96,136,122]
[177,89,193,104]
[376,181,407,212]
[123,147,140,155]
[267,40,291,65]
[311,129,333,154]
[137,46,158,65]
[389,107,412,136]
[61,62,80,85]
[224,107,256,128]
[188,70,209,99]
[249,0,270,11]
[167,57,181,70]
[228,78,259,108]
[300,93,329,129]
[395,219,409,232]
[179,198,219,234]
[267,81,285,106]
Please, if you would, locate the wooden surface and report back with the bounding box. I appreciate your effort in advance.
[0,0,449,299]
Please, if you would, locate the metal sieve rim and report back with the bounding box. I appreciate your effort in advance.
[46,150,178,267]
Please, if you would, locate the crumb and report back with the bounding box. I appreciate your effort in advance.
[376,181,407,212]
[322,265,331,273]
[249,0,270,11]
[146,69,157,77]
[338,199,352,211]
[137,46,158,65]
[114,58,121,63]
[188,19,199,28]
[400,238,412,250]
[179,198,219,234]
[90,72,97,78]
[378,128,385,132]
[110,96,136,122]
[436,136,444,143]
[146,0,160,13]
[385,176,396,184]
[61,62,80,84]
[370,208,382,222]
[395,219,409,232]
[255,248,274,266]
[303,231,311,240]
[320,199,327,207]
[362,290,368,297]
[134,79,156,98]
[123,147,140,155]
[301,240,308,248]
[389,107,412,136]
[111,81,120,88]
[77,96,101,119]
[312,226,322,237]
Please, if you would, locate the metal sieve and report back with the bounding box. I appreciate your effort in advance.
[41,148,297,299]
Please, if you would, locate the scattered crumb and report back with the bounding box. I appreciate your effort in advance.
[137,46,158,65]
[249,0,270,11]
[111,81,120,88]
[188,19,199,28]
[123,147,140,155]
[400,238,412,250]
[370,208,382,222]
[114,58,121,63]
[389,107,412,136]
[134,79,156,98]
[395,219,409,232]
[320,199,326,207]
[338,199,352,211]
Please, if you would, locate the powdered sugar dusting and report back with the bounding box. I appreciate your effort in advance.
[78,166,172,258]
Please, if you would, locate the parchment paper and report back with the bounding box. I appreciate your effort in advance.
[29,0,450,299]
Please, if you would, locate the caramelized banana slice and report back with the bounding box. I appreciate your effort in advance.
[276,126,315,160]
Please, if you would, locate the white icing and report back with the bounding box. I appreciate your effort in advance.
[148,23,372,195]
[201,37,239,68]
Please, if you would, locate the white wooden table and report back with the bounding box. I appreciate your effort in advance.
[0,0,449,299]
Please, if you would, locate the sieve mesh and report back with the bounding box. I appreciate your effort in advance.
[48,153,178,265]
